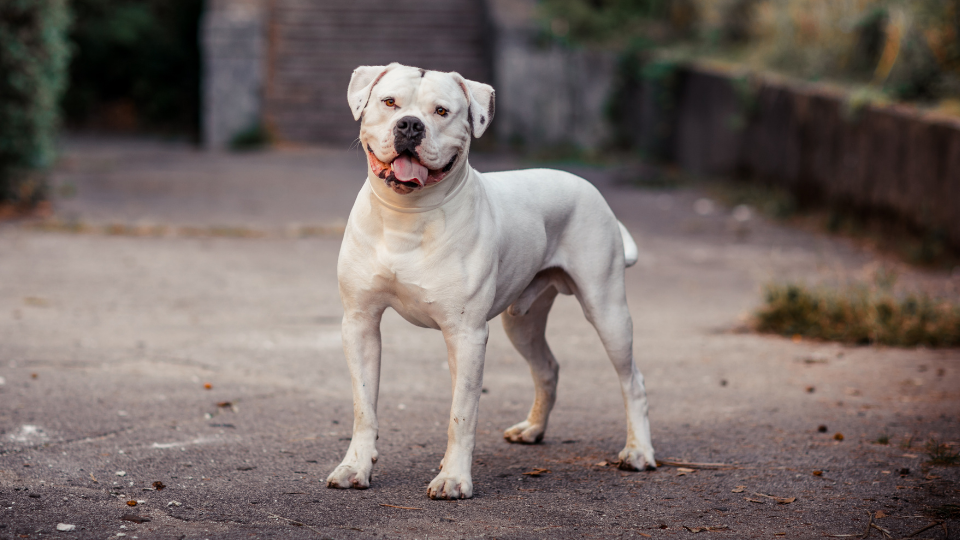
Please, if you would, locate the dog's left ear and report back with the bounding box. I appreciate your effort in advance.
[458,78,495,138]
[348,64,397,121]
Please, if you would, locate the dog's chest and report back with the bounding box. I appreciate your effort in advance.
[366,224,466,329]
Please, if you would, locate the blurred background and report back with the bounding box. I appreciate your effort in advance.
[1,0,959,258]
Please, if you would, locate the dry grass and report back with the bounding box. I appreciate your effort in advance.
[754,281,960,347]
[926,440,960,465]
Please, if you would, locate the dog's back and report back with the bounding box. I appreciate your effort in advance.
[479,167,635,270]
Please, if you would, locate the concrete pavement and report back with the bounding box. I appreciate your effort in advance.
[0,138,957,539]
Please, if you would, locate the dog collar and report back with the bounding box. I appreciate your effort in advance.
[368,168,471,213]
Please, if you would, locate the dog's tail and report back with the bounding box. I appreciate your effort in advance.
[618,221,638,268]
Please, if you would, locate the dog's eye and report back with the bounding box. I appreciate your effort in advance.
[383,98,396,107]
[435,107,447,117]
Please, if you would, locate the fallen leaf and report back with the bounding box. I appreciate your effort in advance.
[833,433,844,441]
[216,401,232,408]
[755,492,796,504]
[203,382,213,390]
[745,497,763,503]
[120,514,150,524]
[818,425,828,433]
[596,461,608,467]
[522,468,550,476]
[677,467,695,474]
[638,534,652,538]
[732,486,746,493]
[152,481,165,491]
[812,470,823,476]
[902,453,918,458]
[875,511,888,519]
[126,500,137,506]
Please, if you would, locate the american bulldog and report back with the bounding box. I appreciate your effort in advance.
[325,63,655,500]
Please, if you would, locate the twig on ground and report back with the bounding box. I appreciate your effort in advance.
[266,512,326,536]
[869,522,893,539]
[862,512,875,539]
[656,459,740,470]
[904,521,943,538]
[379,504,423,510]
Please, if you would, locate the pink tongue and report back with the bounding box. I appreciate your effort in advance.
[392,155,428,186]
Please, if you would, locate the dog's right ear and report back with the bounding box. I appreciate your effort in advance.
[348,64,393,121]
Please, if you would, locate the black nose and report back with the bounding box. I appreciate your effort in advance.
[394,116,425,145]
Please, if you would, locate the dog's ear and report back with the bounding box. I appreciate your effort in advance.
[458,78,495,138]
[347,64,394,121]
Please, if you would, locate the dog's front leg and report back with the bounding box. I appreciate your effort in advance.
[427,324,489,500]
[326,309,384,489]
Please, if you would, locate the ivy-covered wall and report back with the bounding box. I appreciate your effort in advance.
[0,0,71,206]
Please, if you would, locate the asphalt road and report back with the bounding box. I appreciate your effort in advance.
[0,138,957,539]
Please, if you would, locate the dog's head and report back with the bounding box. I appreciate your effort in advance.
[348,63,495,195]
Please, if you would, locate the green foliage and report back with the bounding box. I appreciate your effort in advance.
[538,0,698,47]
[755,281,960,347]
[0,0,72,204]
[64,0,202,134]
[229,122,273,152]
[541,0,960,106]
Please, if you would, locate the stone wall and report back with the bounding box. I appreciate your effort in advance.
[263,0,492,145]
[670,65,960,248]
[201,0,266,149]
[201,0,491,148]
[488,0,616,150]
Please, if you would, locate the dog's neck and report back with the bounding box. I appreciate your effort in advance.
[366,152,473,213]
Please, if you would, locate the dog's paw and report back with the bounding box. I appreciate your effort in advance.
[326,463,373,489]
[427,471,473,500]
[503,420,545,444]
[617,445,656,471]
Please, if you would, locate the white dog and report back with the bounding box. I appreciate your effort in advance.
[326,63,655,500]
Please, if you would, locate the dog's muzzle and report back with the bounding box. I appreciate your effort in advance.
[394,116,425,156]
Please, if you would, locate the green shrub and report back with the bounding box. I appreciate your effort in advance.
[538,0,699,47]
[755,282,960,347]
[229,122,273,152]
[0,0,71,205]
[64,0,202,134]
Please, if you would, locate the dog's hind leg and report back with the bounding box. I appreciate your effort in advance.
[576,273,656,471]
[502,282,561,444]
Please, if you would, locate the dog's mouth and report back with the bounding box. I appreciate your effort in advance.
[367,148,457,194]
